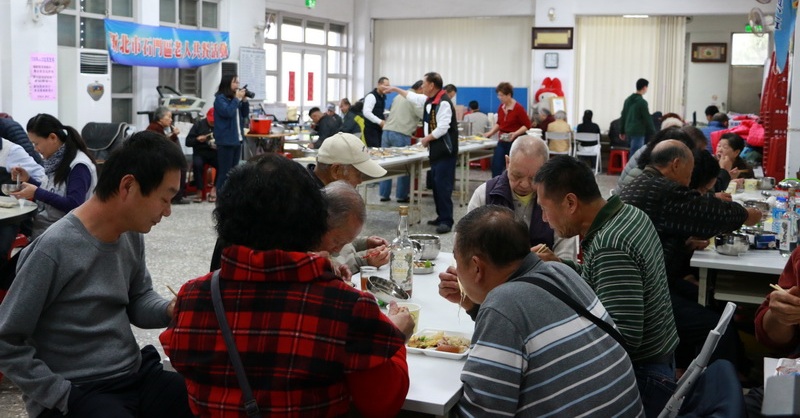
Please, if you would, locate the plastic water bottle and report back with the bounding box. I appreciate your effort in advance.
[773,196,788,234]
[779,189,799,257]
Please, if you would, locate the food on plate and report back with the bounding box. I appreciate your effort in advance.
[414,260,433,268]
[407,331,470,353]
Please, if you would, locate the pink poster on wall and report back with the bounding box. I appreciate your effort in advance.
[29,53,57,100]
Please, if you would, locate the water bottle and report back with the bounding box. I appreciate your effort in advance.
[772,196,787,234]
[779,189,799,257]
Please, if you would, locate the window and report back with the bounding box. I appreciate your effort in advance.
[161,0,219,29]
[265,12,349,120]
[159,68,202,99]
[731,33,770,66]
[111,64,133,124]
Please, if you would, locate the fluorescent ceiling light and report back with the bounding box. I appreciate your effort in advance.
[623,14,650,18]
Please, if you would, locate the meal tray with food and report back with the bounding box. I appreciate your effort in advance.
[413,260,435,274]
[406,329,471,359]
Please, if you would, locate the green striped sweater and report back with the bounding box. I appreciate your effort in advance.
[565,195,678,363]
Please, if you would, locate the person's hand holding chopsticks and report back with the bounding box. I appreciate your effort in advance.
[766,284,800,327]
[531,244,560,262]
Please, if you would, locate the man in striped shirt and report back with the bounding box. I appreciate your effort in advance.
[446,205,643,417]
[533,155,678,417]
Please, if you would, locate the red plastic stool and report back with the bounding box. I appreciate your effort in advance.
[607,148,629,175]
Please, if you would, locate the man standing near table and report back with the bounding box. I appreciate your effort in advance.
[532,155,679,416]
[441,205,643,417]
[467,135,577,261]
[379,80,423,204]
[363,77,390,147]
[618,140,761,381]
[620,78,656,156]
[385,72,458,234]
[0,131,193,417]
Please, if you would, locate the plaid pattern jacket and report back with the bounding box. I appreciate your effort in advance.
[160,246,406,417]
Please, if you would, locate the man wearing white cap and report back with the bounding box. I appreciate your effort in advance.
[310,132,386,188]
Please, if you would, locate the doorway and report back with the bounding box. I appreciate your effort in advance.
[281,48,325,123]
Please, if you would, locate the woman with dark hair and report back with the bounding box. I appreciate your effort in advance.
[213,74,249,193]
[146,106,190,204]
[716,133,754,179]
[576,110,601,134]
[339,98,362,136]
[483,82,532,177]
[14,113,97,238]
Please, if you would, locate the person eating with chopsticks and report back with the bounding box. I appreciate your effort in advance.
[466,135,578,261]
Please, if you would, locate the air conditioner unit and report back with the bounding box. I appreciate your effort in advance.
[58,47,111,132]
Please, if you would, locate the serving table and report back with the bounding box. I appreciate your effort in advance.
[0,197,36,226]
[691,249,785,307]
[358,252,473,417]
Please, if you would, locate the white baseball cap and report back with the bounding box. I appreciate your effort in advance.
[317,133,387,178]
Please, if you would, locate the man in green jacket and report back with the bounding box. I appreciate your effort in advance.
[620,78,656,156]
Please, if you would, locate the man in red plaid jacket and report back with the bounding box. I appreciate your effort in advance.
[161,154,413,417]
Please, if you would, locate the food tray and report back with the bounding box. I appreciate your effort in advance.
[413,261,435,275]
[406,329,472,360]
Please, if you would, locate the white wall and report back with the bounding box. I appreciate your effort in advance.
[684,15,747,124]
[0,0,58,123]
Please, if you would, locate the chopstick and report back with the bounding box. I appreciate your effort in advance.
[166,285,178,297]
[770,284,789,294]
[535,244,549,254]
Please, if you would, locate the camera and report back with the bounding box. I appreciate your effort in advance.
[240,84,256,99]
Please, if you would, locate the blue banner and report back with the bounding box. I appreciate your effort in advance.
[105,19,229,68]
[773,0,797,73]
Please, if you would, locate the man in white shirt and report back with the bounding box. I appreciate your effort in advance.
[362,77,390,148]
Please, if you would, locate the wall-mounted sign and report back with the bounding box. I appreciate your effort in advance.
[29,53,57,100]
[105,19,230,68]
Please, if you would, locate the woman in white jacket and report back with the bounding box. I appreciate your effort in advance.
[12,113,97,238]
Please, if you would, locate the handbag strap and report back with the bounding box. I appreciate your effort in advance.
[211,270,261,417]
[515,277,630,353]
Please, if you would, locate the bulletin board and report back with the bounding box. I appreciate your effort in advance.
[238,47,266,100]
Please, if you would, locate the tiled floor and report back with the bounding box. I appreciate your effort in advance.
[0,168,620,415]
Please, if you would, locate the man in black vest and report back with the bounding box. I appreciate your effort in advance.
[362,77,390,148]
[386,72,458,234]
[466,135,577,260]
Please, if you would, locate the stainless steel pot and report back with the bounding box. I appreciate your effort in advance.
[759,177,776,190]
[409,234,440,260]
[715,233,750,256]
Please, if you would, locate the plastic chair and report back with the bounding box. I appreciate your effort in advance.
[608,148,629,174]
[545,131,572,158]
[658,302,737,418]
[574,132,601,174]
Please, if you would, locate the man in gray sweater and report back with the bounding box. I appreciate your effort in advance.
[0,131,193,417]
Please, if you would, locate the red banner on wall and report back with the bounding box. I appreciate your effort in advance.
[308,72,314,101]
[288,71,296,102]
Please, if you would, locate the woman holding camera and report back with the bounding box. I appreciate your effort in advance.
[213,74,250,193]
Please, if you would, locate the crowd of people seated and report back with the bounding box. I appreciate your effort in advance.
[0,72,793,418]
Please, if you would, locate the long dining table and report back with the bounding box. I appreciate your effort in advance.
[690,248,785,306]
[357,252,473,417]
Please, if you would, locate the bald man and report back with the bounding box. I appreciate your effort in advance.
[468,136,578,261]
[619,139,761,378]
